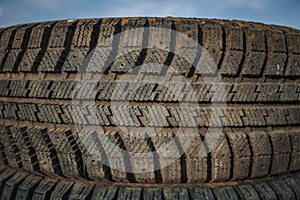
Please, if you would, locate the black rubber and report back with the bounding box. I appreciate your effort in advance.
[0,17,299,199]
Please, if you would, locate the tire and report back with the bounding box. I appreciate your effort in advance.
[0,17,299,199]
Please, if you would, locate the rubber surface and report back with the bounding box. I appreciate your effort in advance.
[0,164,299,200]
[0,17,300,199]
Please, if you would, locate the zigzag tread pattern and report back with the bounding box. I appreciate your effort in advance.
[0,125,299,184]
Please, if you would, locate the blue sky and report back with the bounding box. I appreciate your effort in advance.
[0,0,299,29]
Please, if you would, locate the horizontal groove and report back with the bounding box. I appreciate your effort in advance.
[1,97,300,107]
[2,118,300,133]
[1,71,300,82]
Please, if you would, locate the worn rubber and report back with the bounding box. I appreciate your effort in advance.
[0,17,300,199]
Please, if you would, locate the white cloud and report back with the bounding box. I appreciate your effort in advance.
[0,7,4,16]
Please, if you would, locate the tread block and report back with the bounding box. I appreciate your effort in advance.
[290,131,300,152]
[279,84,299,101]
[285,54,300,76]
[163,188,190,200]
[1,172,28,200]
[47,20,77,48]
[256,84,280,102]
[264,53,287,76]
[269,181,297,200]
[69,182,95,199]
[271,154,290,175]
[19,49,41,71]
[63,48,89,71]
[242,52,266,76]
[50,181,74,199]
[247,131,272,155]
[220,50,244,76]
[118,187,143,200]
[11,24,34,50]
[92,186,118,199]
[0,168,16,193]
[210,133,231,182]
[285,177,300,199]
[232,84,258,102]
[251,155,271,178]
[213,187,239,200]
[32,178,57,199]
[160,159,181,183]
[27,22,55,48]
[225,132,251,157]
[143,187,163,200]
[186,158,207,183]
[201,20,223,68]
[2,50,21,71]
[190,187,215,200]
[269,130,291,153]
[0,27,16,51]
[289,152,300,172]
[286,33,300,54]
[253,183,278,200]
[72,19,100,48]
[15,175,42,200]
[234,184,260,200]
[266,29,286,53]
[39,48,64,72]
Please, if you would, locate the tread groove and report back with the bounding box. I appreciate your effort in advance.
[202,134,212,183]
[0,142,8,165]
[267,132,274,176]
[188,23,203,78]
[172,133,188,183]
[65,130,87,179]
[224,134,234,181]
[260,32,269,78]
[31,22,57,72]
[245,133,254,179]
[116,132,137,183]
[236,28,247,79]
[41,128,64,176]
[20,127,41,172]
[163,20,176,70]
[0,27,19,71]
[134,19,150,67]
[54,21,78,72]
[145,133,163,183]
[12,24,38,72]
[6,128,23,169]
[81,19,102,73]
[218,24,226,71]
[102,19,122,74]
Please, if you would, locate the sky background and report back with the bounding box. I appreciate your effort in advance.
[0,0,299,29]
